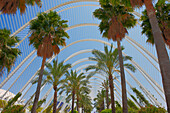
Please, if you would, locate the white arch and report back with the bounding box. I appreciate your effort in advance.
[17,39,163,106]
[62,48,163,94]
[1,23,159,91]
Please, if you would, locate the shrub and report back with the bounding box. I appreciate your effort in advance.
[2,105,25,113]
[138,105,166,113]
[101,109,112,113]
[0,100,7,108]
[69,110,78,113]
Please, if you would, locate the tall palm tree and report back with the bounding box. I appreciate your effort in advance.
[29,11,70,113]
[111,0,170,111]
[94,89,106,112]
[140,1,170,47]
[101,79,110,109]
[75,76,91,112]
[60,70,88,113]
[79,94,92,113]
[43,60,71,113]
[76,84,91,112]
[93,1,136,112]
[86,45,136,113]
[0,0,41,14]
[0,29,21,76]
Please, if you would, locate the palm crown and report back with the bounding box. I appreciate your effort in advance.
[93,0,136,41]
[0,0,41,14]
[0,29,21,75]
[85,45,136,75]
[29,11,69,58]
[141,1,170,47]
[44,60,71,87]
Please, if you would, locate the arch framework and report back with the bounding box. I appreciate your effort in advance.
[0,0,167,111]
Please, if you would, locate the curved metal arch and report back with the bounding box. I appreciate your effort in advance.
[68,63,162,106]
[62,48,163,94]
[18,39,162,99]
[69,62,162,105]
[2,38,163,108]
[1,22,158,90]
[38,61,158,111]
[38,61,138,111]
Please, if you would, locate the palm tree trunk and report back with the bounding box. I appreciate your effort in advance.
[103,99,105,110]
[144,0,170,111]
[117,38,128,113]
[81,105,83,113]
[109,74,115,113]
[72,90,75,113]
[53,86,57,113]
[31,56,46,113]
[106,87,109,109]
[76,95,79,112]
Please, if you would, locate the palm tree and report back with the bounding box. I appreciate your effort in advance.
[94,89,106,112]
[43,60,71,113]
[93,1,136,112]
[0,0,41,14]
[29,11,70,113]
[0,29,21,76]
[79,94,92,113]
[101,79,110,109]
[86,45,136,113]
[60,70,88,113]
[140,1,170,47]
[111,0,170,111]
[75,76,91,112]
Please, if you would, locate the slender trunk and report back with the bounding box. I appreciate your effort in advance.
[103,99,105,110]
[116,38,128,113]
[81,105,83,113]
[144,0,170,111]
[72,90,75,113]
[106,87,109,109]
[31,56,46,113]
[109,74,115,113]
[77,95,79,113]
[53,86,57,113]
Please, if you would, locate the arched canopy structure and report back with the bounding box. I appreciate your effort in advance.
[0,0,169,111]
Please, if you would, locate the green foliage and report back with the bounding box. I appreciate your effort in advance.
[127,99,139,110]
[128,107,138,113]
[44,59,71,87]
[93,0,136,41]
[42,104,53,113]
[101,109,112,113]
[0,100,7,108]
[29,11,69,58]
[94,89,106,112]
[131,88,150,106]
[86,45,136,78]
[115,101,121,108]
[2,105,25,113]
[3,92,22,110]
[0,29,21,75]
[28,99,46,112]
[138,105,166,113]
[28,105,43,113]
[64,106,70,113]
[0,0,41,14]
[140,0,170,47]
[69,110,78,113]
